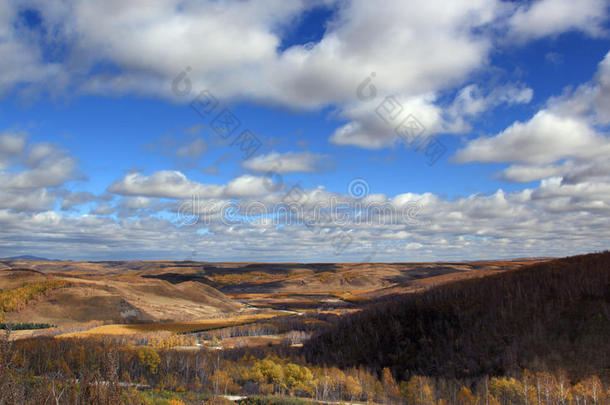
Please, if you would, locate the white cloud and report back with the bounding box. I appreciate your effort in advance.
[107,171,272,199]
[225,175,274,197]
[2,175,610,261]
[545,51,610,126]
[330,94,446,149]
[175,138,207,159]
[0,0,604,154]
[497,163,568,183]
[1,1,610,260]
[455,110,607,164]
[2,0,498,108]
[0,133,607,261]
[108,171,220,199]
[498,158,610,184]
[0,132,79,212]
[449,83,533,118]
[0,132,26,169]
[457,51,610,185]
[329,82,533,150]
[594,53,610,123]
[4,0,599,108]
[0,3,67,98]
[508,0,608,41]
[242,151,328,173]
[59,191,106,211]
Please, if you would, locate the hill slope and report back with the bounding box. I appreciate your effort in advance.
[1,258,539,314]
[305,252,610,380]
[0,271,241,325]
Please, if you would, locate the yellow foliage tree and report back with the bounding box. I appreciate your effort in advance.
[136,346,160,375]
[381,367,400,401]
[456,386,477,405]
[344,375,363,401]
[402,376,435,405]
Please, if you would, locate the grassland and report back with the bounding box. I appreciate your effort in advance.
[57,312,281,337]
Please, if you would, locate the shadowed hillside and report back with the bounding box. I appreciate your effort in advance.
[305,251,610,381]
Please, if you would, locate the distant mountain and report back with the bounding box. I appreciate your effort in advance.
[2,255,51,261]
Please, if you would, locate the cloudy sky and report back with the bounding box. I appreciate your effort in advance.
[1,0,609,261]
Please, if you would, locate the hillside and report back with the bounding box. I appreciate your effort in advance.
[305,252,610,381]
[0,269,241,325]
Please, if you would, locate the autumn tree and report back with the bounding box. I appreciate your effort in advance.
[456,386,477,405]
[344,375,363,401]
[381,367,400,403]
[402,375,435,405]
[284,363,314,396]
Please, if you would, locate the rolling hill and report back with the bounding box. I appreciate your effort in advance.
[0,258,541,325]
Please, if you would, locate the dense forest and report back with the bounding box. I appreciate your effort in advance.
[2,333,610,404]
[306,252,610,381]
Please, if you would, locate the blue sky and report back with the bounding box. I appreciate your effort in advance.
[1,0,609,261]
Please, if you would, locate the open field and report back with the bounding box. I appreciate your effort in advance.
[57,312,281,337]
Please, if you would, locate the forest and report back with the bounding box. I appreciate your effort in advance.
[306,252,610,380]
[1,333,610,404]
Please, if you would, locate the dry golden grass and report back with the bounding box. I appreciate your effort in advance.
[57,313,280,337]
[3,273,241,326]
[212,334,284,349]
[331,291,371,303]
[227,291,369,298]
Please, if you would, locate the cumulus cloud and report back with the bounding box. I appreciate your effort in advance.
[2,175,610,261]
[108,171,273,199]
[6,1,602,94]
[0,133,608,261]
[0,1,534,106]
[0,132,26,168]
[548,51,610,125]
[508,0,609,41]
[0,132,79,212]
[496,163,569,183]
[330,94,446,149]
[329,81,533,150]
[0,3,66,97]
[1,0,605,152]
[594,53,610,123]
[454,110,606,164]
[456,51,610,185]
[59,191,111,211]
